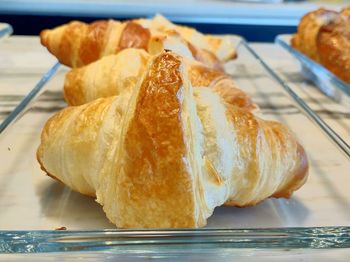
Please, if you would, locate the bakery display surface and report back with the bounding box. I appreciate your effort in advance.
[1,32,350,254]
[0,13,350,256]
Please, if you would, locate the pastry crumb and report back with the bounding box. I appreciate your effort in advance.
[55,226,67,230]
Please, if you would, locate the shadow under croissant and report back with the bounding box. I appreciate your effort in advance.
[207,197,310,228]
[36,180,113,229]
[37,178,310,229]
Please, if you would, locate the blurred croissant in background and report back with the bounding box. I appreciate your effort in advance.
[291,7,350,84]
[37,51,308,228]
[40,14,237,70]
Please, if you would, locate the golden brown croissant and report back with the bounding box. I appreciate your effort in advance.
[291,7,350,84]
[64,48,254,110]
[291,8,338,62]
[40,15,235,69]
[317,13,350,84]
[63,48,150,106]
[136,14,237,62]
[37,51,308,228]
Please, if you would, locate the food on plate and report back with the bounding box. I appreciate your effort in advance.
[291,7,350,84]
[63,48,254,110]
[40,14,236,70]
[37,51,309,228]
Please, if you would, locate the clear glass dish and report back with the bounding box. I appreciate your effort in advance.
[0,37,350,256]
[0,23,12,40]
[275,34,350,107]
[0,36,58,127]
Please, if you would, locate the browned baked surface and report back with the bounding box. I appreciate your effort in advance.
[117,52,199,227]
[317,14,350,83]
[291,8,338,62]
[40,20,150,67]
[40,15,236,69]
[292,7,350,84]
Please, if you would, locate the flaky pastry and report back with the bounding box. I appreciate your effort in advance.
[37,51,308,228]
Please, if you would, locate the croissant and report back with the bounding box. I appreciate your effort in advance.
[291,8,338,62]
[291,7,350,84]
[64,48,255,110]
[40,15,235,69]
[37,51,308,228]
[317,11,350,84]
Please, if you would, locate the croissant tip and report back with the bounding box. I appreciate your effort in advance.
[40,30,49,46]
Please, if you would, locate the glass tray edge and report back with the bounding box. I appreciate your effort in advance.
[1,226,350,253]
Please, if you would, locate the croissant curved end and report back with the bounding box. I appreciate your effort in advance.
[294,143,309,189]
[273,143,309,199]
[40,29,49,47]
[36,131,67,192]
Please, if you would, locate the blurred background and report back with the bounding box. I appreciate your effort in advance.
[0,0,349,42]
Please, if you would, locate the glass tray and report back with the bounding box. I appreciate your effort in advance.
[275,34,350,107]
[0,36,58,127]
[0,23,12,40]
[1,38,350,256]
